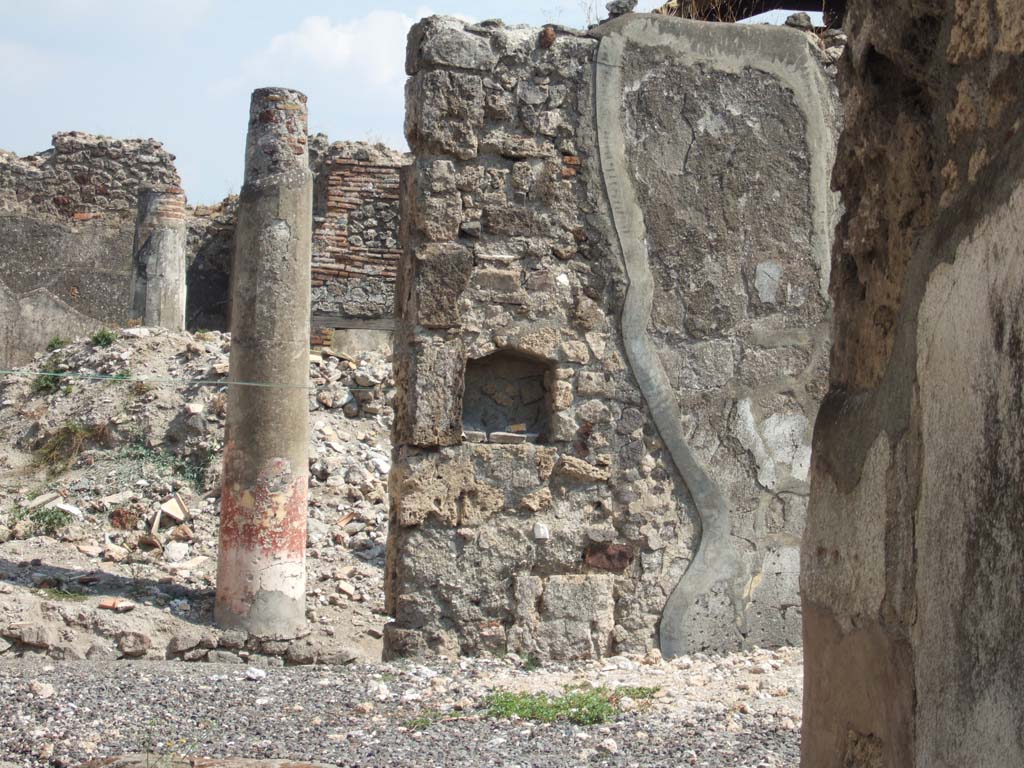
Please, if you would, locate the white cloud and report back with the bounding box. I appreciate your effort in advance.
[264,8,433,89]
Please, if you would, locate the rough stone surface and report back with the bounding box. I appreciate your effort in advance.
[387,14,840,660]
[802,1,1024,766]
[215,87,313,638]
[0,133,181,367]
[130,188,187,331]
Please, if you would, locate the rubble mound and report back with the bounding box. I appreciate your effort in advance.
[0,328,394,664]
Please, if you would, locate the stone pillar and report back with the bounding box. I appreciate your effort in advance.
[802,1,1024,766]
[130,187,187,330]
[215,87,313,637]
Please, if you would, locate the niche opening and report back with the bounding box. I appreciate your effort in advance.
[463,350,552,444]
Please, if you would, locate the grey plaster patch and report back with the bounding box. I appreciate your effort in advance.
[595,31,740,659]
[593,14,838,657]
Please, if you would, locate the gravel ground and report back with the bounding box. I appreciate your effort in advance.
[0,653,801,768]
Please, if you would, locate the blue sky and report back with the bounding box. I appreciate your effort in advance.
[2,2,817,203]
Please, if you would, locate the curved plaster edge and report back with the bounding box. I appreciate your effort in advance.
[595,33,740,659]
[591,13,837,300]
[593,17,836,657]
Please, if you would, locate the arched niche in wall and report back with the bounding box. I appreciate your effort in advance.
[462,349,553,444]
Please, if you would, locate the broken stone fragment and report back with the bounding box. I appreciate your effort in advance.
[555,454,610,483]
[117,631,151,658]
[24,491,61,511]
[4,623,57,649]
[98,597,136,613]
[606,0,638,18]
[785,12,813,29]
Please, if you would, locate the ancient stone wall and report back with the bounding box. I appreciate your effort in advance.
[185,196,237,332]
[180,140,407,346]
[386,14,841,660]
[311,141,408,325]
[0,132,180,367]
[801,0,1024,765]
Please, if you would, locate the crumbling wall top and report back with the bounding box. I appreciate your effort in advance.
[0,131,180,221]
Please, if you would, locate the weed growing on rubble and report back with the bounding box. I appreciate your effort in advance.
[485,687,618,725]
[46,336,70,352]
[403,708,467,731]
[90,328,118,347]
[31,367,64,395]
[116,442,214,491]
[38,586,87,602]
[10,504,74,536]
[615,685,661,700]
[35,421,111,473]
[30,506,74,535]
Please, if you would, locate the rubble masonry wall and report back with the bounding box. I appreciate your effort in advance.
[386,14,841,660]
[0,132,180,367]
[801,0,1024,765]
[311,141,409,333]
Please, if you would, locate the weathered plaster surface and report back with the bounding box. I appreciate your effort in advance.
[802,0,1024,765]
[387,14,839,660]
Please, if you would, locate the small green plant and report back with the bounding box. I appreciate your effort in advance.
[116,442,215,492]
[31,368,64,395]
[35,421,111,473]
[614,685,661,701]
[404,710,442,731]
[34,506,73,535]
[403,708,465,731]
[484,686,618,726]
[46,336,70,352]
[522,654,541,672]
[90,328,117,347]
[39,586,87,602]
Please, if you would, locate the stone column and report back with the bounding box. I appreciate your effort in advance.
[130,187,187,330]
[215,87,313,637]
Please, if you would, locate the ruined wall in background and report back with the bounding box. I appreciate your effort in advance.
[0,132,180,367]
[186,196,237,332]
[801,1,1024,766]
[311,142,408,325]
[182,140,408,349]
[387,14,841,660]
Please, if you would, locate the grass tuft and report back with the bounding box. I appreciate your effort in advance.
[39,586,87,602]
[46,336,70,352]
[31,369,64,395]
[9,504,74,536]
[90,328,118,348]
[484,687,618,726]
[614,685,661,701]
[116,442,215,492]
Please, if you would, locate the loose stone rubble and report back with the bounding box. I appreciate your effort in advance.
[0,329,393,663]
[0,646,803,767]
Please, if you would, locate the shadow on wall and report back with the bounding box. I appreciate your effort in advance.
[463,350,553,444]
